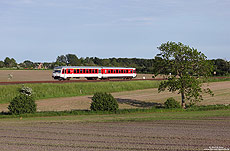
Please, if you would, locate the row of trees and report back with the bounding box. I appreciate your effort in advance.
[1,55,230,75]
[0,57,17,68]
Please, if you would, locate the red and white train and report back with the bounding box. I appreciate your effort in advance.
[52,66,136,80]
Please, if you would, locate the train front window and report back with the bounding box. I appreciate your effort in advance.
[54,70,61,73]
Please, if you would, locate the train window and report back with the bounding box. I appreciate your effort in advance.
[86,69,89,73]
[111,70,113,73]
[121,70,123,73]
[92,69,94,73]
[126,70,128,73]
[89,69,91,73]
[105,70,107,73]
[74,69,76,73]
[116,70,118,73]
[131,70,133,73]
[77,69,79,73]
[68,69,70,73]
[119,70,121,73]
[80,69,82,73]
[124,70,126,73]
[83,69,85,73]
[108,70,110,73]
[62,69,64,74]
[96,69,98,73]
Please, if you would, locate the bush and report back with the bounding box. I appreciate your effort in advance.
[8,94,37,115]
[19,85,33,96]
[164,97,181,109]
[90,92,119,111]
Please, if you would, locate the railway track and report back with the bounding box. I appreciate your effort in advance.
[0,78,165,85]
[1,77,229,85]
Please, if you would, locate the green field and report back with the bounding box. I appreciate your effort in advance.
[0,80,160,104]
[1,107,229,122]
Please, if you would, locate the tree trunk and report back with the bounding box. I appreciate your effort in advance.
[181,92,186,109]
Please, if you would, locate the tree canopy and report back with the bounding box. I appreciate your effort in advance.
[156,41,214,107]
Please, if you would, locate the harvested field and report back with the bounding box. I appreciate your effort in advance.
[0,117,229,151]
[32,81,230,111]
[0,70,53,82]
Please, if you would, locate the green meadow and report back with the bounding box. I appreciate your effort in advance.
[0,80,160,104]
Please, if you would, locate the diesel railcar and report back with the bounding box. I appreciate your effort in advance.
[52,66,136,80]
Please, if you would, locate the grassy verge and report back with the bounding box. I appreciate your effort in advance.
[1,105,229,121]
[0,80,160,104]
[207,77,230,82]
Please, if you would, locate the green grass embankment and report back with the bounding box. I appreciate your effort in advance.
[207,77,230,82]
[0,80,160,104]
[0,105,229,121]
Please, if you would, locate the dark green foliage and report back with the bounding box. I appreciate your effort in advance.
[212,59,230,76]
[164,98,181,109]
[8,94,37,115]
[90,92,119,111]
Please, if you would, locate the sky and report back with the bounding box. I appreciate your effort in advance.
[0,0,229,63]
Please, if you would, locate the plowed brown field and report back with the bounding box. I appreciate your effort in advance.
[0,118,229,151]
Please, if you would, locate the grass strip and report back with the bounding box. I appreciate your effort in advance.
[0,104,229,120]
[0,80,160,104]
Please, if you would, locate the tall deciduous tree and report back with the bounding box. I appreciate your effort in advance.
[156,42,214,107]
[56,55,67,66]
[4,57,17,67]
[66,54,80,66]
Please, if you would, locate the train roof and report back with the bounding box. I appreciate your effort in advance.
[54,66,135,69]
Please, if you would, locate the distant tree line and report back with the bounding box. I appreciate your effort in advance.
[0,55,230,75]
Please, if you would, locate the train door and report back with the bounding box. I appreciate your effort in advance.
[98,68,102,79]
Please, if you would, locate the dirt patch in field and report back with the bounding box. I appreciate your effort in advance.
[0,119,229,151]
[34,81,230,111]
[0,70,53,82]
